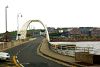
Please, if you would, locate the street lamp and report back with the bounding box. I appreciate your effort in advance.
[5,5,8,42]
[17,13,22,40]
[17,13,22,31]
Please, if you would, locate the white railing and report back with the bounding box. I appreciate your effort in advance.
[49,44,93,57]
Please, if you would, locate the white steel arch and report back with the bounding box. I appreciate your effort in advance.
[16,20,50,41]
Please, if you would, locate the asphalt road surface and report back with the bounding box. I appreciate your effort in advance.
[5,37,66,67]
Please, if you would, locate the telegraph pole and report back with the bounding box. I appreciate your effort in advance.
[5,5,8,42]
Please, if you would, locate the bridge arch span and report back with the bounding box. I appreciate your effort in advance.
[16,20,50,41]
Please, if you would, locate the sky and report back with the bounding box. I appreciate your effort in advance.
[0,0,100,33]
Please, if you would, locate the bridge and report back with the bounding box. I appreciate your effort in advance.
[16,20,50,41]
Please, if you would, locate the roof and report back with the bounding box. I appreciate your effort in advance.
[69,28,81,34]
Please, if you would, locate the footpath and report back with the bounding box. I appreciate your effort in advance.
[39,39,86,67]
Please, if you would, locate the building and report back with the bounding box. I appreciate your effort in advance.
[47,27,57,33]
[69,28,81,37]
[79,27,93,36]
[91,28,100,36]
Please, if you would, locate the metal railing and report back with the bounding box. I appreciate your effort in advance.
[75,47,93,53]
[49,44,93,57]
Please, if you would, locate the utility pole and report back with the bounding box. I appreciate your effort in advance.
[5,5,8,42]
[17,13,22,31]
[17,13,22,40]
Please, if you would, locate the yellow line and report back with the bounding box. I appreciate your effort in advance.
[13,56,20,67]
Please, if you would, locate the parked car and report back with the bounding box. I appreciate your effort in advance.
[0,52,10,60]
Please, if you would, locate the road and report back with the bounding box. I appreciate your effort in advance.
[5,37,66,67]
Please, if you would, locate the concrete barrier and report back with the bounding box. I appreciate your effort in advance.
[0,38,36,51]
[75,52,100,64]
[75,52,93,64]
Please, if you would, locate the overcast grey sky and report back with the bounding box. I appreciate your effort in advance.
[0,0,100,33]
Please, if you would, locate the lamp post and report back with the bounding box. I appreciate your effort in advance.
[17,13,22,40]
[5,5,8,42]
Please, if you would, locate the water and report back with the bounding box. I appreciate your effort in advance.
[49,41,100,55]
